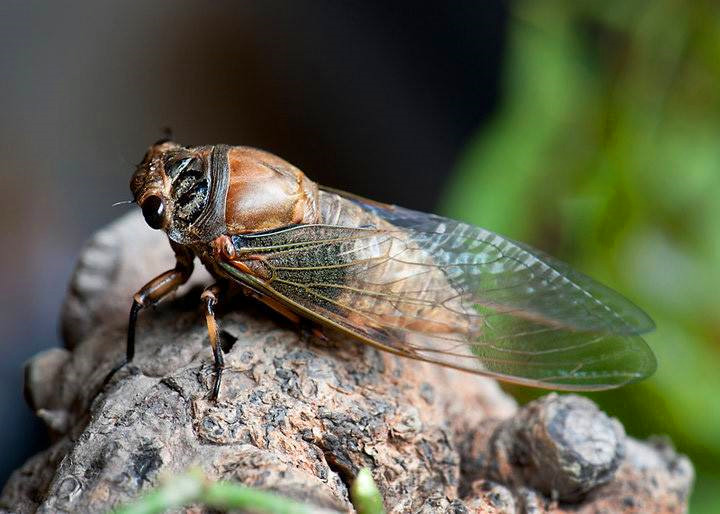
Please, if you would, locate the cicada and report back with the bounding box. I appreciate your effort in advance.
[123,140,656,400]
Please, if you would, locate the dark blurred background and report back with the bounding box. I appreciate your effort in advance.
[1,1,718,511]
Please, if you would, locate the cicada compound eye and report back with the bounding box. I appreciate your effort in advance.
[141,195,166,230]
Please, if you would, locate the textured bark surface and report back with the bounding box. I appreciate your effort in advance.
[1,211,693,513]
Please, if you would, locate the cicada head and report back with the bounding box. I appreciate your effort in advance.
[131,141,319,244]
[131,140,215,243]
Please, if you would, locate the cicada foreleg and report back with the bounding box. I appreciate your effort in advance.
[201,282,226,401]
[105,244,194,385]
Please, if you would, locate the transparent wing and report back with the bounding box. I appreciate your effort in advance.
[221,191,656,391]
[334,190,656,335]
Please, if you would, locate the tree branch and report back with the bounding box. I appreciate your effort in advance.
[1,212,693,513]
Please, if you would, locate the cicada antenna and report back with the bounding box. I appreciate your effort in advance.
[112,199,135,207]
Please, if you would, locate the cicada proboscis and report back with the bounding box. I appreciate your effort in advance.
[120,140,656,400]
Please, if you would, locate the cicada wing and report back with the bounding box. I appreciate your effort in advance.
[321,186,656,335]
[221,192,656,391]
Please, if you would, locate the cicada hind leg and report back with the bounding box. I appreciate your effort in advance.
[200,282,226,401]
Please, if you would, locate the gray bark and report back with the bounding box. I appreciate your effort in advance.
[1,212,693,513]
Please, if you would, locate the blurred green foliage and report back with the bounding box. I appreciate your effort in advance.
[442,1,720,511]
[113,468,385,514]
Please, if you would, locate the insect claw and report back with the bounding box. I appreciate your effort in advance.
[102,360,125,386]
[101,359,139,392]
[203,364,222,402]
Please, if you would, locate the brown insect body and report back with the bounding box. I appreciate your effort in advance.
[124,141,657,401]
[131,142,318,240]
[132,141,463,334]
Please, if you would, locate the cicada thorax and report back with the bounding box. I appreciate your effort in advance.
[222,146,320,233]
[160,144,320,245]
